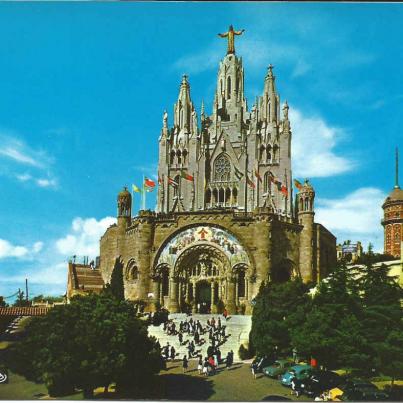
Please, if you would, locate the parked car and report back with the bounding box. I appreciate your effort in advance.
[281,364,314,386]
[329,379,380,401]
[263,360,294,378]
[250,356,273,373]
[298,371,342,397]
[340,389,389,401]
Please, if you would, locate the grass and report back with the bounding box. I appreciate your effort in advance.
[0,371,83,400]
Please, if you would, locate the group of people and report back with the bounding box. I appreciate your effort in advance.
[160,314,235,377]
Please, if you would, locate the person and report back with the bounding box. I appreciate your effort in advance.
[197,356,203,375]
[178,332,183,345]
[292,347,298,363]
[217,348,221,364]
[226,351,232,370]
[182,355,188,373]
[194,330,199,345]
[223,308,228,320]
[203,358,209,376]
[213,353,219,369]
[170,345,176,361]
[208,356,216,374]
[251,362,257,379]
[217,317,221,330]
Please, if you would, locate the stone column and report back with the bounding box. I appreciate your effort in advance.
[192,281,197,313]
[178,281,182,310]
[235,279,239,306]
[211,281,217,314]
[185,282,190,304]
[159,282,164,307]
[225,278,236,314]
[168,277,179,313]
[150,279,160,312]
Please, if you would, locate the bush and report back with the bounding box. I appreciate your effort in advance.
[152,308,169,326]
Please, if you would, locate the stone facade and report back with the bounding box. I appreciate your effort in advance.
[98,40,337,314]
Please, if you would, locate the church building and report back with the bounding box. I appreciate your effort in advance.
[91,28,337,314]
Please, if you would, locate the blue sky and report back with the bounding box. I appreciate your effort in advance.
[0,2,402,300]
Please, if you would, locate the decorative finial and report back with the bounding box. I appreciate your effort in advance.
[218,25,245,55]
[395,147,400,189]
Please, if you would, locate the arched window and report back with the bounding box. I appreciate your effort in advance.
[125,260,138,281]
[266,145,272,163]
[214,154,231,182]
[170,150,175,165]
[259,145,265,161]
[225,188,231,205]
[232,187,238,205]
[219,188,224,205]
[273,145,279,162]
[220,79,223,94]
[205,188,211,205]
[182,149,188,164]
[227,76,231,99]
[213,188,218,204]
[177,150,182,165]
[238,270,245,298]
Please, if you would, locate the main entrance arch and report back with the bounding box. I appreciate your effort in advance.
[151,225,255,314]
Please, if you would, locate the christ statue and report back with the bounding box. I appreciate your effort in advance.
[218,25,245,54]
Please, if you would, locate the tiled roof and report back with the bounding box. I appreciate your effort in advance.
[0,307,51,316]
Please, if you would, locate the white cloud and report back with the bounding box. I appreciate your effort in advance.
[16,173,32,182]
[56,216,117,258]
[291,108,355,178]
[36,178,57,188]
[316,187,386,252]
[0,239,43,260]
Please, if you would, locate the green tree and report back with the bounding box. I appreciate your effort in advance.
[13,290,30,307]
[250,279,310,357]
[8,292,163,397]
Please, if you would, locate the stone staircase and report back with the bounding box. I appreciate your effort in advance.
[148,313,252,362]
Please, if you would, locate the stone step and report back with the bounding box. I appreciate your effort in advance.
[148,314,251,362]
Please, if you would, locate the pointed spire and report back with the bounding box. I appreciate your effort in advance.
[395,147,400,189]
[201,100,205,119]
[283,101,289,119]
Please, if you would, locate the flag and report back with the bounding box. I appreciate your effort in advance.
[246,175,255,189]
[181,171,194,182]
[294,179,303,190]
[254,168,262,183]
[144,177,156,188]
[268,171,275,182]
[168,177,178,187]
[275,180,282,191]
[281,185,288,197]
[235,167,244,180]
[132,184,142,193]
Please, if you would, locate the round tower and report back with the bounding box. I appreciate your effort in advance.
[297,179,315,282]
[117,186,132,227]
[382,148,403,258]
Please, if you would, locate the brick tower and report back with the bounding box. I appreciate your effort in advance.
[382,148,403,258]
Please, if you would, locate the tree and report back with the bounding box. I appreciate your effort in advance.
[7,292,163,397]
[0,296,7,307]
[250,279,310,357]
[13,290,30,307]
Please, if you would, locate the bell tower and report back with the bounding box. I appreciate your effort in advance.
[382,147,403,258]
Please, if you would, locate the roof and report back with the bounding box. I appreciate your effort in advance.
[0,307,51,316]
[385,186,403,202]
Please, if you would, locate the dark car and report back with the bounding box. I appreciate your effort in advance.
[343,379,378,392]
[341,389,390,401]
[300,371,342,397]
[251,356,273,373]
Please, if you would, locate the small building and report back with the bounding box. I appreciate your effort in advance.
[336,241,363,263]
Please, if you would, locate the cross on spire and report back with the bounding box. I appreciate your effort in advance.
[395,146,400,189]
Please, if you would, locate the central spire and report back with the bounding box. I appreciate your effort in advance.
[218,25,245,55]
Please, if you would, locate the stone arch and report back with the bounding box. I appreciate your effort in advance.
[125,259,139,281]
[214,153,231,182]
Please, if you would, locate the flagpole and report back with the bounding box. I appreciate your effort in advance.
[142,175,146,210]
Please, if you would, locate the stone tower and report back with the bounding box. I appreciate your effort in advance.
[297,180,315,282]
[382,148,403,258]
[117,187,131,227]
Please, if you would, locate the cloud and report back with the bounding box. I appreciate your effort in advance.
[291,108,356,178]
[56,216,117,258]
[0,239,43,260]
[0,132,58,189]
[316,187,386,252]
